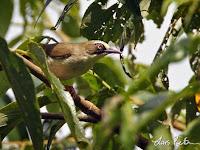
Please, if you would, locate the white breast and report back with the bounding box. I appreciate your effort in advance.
[47,54,104,80]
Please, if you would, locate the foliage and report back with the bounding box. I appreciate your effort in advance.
[0,0,200,149]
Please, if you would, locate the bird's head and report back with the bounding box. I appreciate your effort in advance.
[85,40,121,56]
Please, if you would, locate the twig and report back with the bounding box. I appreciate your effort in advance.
[163,119,185,131]
[64,85,101,120]
[41,113,98,123]
[16,54,50,86]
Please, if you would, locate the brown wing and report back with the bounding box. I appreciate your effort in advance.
[41,43,73,59]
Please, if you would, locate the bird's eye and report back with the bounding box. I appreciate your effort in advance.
[95,43,105,50]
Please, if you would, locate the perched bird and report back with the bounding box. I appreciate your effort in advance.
[42,40,121,80]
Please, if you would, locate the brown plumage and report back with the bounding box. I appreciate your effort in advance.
[41,40,121,80]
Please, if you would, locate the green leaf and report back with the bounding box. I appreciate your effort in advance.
[0,0,13,37]
[46,120,65,150]
[136,92,169,121]
[20,0,45,38]
[146,0,164,28]
[120,102,136,149]
[81,2,118,42]
[0,71,10,96]
[98,57,128,85]
[169,98,186,125]
[93,63,124,87]
[0,102,23,139]
[8,35,22,48]
[179,116,200,148]
[137,92,171,113]
[82,72,101,93]
[7,122,29,141]
[147,125,174,150]
[182,1,200,33]
[28,42,90,148]
[43,88,61,113]
[92,96,123,149]
[62,15,80,37]
[17,36,58,51]
[123,0,141,17]
[95,0,108,5]
[186,96,198,125]
[81,2,144,44]
[0,94,12,108]
[0,96,55,141]
[0,38,44,150]
[75,76,93,97]
[189,37,200,77]
[87,87,125,108]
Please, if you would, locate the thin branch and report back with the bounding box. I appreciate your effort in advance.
[64,85,101,120]
[16,54,50,86]
[41,113,98,123]
[163,119,185,131]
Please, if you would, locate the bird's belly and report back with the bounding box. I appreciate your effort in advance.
[48,58,93,80]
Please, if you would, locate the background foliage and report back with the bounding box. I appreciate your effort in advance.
[0,0,200,149]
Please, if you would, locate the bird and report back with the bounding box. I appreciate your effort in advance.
[41,40,121,80]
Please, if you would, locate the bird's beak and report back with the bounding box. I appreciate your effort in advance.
[103,48,122,54]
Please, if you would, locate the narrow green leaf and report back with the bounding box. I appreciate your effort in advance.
[0,0,13,37]
[17,36,59,51]
[0,96,55,141]
[0,71,10,96]
[8,35,22,48]
[46,120,65,150]
[28,42,90,148]
[0,38,44,150]
[0,102,22,139]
